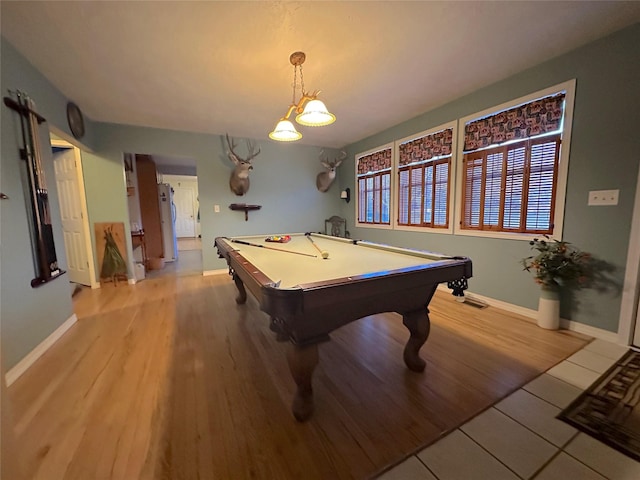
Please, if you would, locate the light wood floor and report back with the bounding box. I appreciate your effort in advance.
[7,272,591,479]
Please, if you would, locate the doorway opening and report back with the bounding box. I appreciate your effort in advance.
[160,173,201,278]
[124,153,201,280]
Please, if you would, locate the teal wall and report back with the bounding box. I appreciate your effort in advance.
[0,39,81,368]
[92,123,343,273]
[80,149,131,275]
[338,24,640,333]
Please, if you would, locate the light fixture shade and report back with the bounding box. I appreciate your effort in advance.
[296,99,336,126]
[269,119,302,141]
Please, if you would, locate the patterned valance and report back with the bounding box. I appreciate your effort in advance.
[399,128,453,166]
[464,93,565,151]
[357,148,392,175]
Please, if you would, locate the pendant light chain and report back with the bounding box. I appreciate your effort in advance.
[291,64,297,105]
[291,64,306,105]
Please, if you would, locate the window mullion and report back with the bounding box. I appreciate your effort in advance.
[520,140,532,233]
[422,165,428,226]
[479,152,487,230]
[416,167,422,225]
[407,167,413,225]
[397,170,401,226]
[549,138,561,231]
[429,163,436,226]
[365,174,369,223]
[461,157,468,228]
[445,159,451,227]
[378,172,382,224]
[498,146,507,230]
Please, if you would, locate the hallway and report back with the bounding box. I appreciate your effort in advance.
[146,237,202,279]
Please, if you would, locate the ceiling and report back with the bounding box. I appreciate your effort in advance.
[2,1,640,149]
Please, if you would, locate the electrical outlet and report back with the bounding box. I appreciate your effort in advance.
[214,204,220,213]
[588,189,619,206]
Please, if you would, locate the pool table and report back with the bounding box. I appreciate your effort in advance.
[215,233,472,421]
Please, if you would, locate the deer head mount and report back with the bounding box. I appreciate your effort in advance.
[226,133,260,196]
[316,150,346,192]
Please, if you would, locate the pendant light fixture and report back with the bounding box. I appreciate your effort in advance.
[269,51,336,142]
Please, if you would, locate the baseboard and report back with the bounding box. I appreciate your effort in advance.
[128,278,136,285]
[560,320,620,344]
[436,285,537,320]
[436,285,619,343]
[5,313,78,386]
[203,269,228,277]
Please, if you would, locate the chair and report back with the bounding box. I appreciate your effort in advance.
[324,215,349,238]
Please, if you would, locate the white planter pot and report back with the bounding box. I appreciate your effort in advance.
[537,287,560,330]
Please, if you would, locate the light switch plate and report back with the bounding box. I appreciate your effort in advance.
[588,189,619,206]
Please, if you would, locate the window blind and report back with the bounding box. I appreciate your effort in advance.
[397,127,452,229]
[461,134,560,234]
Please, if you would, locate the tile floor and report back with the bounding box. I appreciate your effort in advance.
[377,339,640,480]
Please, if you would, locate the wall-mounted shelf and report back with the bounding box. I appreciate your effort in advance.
[229,203,261,221]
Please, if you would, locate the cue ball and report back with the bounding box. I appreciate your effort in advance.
[321,251,329,259]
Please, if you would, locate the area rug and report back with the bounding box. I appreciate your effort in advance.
[558,348,640,461]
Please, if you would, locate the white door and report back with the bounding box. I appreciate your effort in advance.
[173,186,196,238]
[52,145,94,286]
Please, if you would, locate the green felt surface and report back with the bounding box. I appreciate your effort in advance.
[220,233,453,288]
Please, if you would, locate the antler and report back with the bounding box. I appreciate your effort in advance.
[244,139,261,162]
[225,133,240,164]
[226,133,260,164]
[319,150,347,168]
[334,150,347,167]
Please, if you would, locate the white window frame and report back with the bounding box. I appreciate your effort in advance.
[394,121,457,235]
[453,79,576,241]
[355,142,394,230]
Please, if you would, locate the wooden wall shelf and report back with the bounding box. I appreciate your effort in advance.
[229,203,261,221]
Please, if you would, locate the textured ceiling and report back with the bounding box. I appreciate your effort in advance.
[2,1,640,149]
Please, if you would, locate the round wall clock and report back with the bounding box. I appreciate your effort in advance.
[66,101,85,139]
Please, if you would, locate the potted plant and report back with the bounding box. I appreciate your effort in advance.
[521,236,591,329]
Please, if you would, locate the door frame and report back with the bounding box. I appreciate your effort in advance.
[50,138,98,289]
[618,164,640,346]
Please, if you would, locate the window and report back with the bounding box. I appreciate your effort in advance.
[456,80,575,239]
[462,134,560,233]
[397,127,453,229]
[356,146,392,226]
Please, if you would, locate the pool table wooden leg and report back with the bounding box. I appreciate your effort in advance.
[269,317,289,342]
[402,307,431,372]
[286,343,319,422]
[232,272,247,304]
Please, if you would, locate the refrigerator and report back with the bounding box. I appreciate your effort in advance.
[158,183,178,262]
